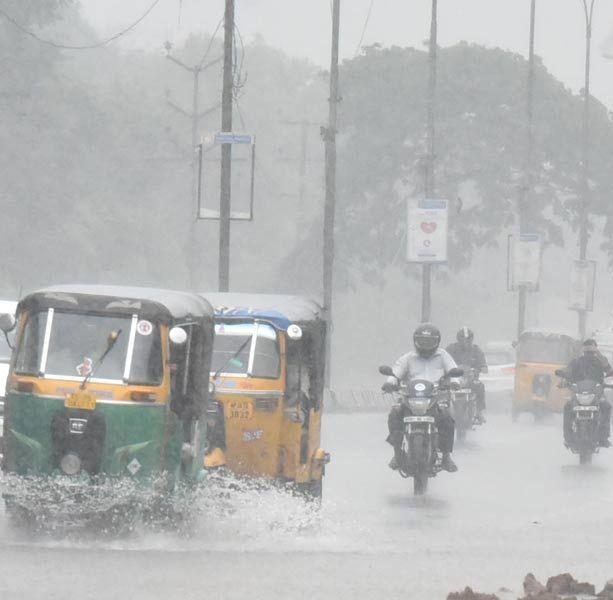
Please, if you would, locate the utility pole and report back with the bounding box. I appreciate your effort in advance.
[280,120,321,207]
[422,0,438,323]
[323,0,340,389]
[218,0,234,293]
[165,41,222,289]
[577,0,596,339]
[518,0,537,339]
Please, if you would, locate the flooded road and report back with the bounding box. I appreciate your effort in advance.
[1,412,612,599]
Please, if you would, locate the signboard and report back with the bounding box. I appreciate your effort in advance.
[507,233,541,291]
[407,199,448,263]
[213,132,255,145]
[569,259,596,312]
[197,133,256,221]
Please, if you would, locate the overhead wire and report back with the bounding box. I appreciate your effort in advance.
[198,16,223,69]
[354,0,376,57]
[0,0,163,50]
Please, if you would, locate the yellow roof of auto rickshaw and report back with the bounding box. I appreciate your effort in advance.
[19,285,215,324]
[518,329,577,342]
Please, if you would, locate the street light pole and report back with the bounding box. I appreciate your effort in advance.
[422,0,438,323]
[518,0,537,339]
[219,0,235,292]
[323,0,340,389]
[578,0,596,339]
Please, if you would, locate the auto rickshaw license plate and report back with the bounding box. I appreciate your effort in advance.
[65,391,96,411]
[228,400,253,419]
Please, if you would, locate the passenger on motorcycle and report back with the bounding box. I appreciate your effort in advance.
[446,327,488,424]
[563,339,613,447]
[384,324,458,473]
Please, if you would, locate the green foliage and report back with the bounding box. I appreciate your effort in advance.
[287,43,613,292]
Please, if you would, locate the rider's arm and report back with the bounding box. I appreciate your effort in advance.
[597,352,613,377]
[475,346,488,374]
[441,349,458,373]
[390,354,411,383]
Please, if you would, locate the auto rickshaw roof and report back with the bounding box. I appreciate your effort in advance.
[519,329,577,342]
[202,292,324,330]
[19,285,215,324]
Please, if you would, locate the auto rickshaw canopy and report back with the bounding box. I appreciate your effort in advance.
[516,329,578,365]
[18,285,215,326]
[202,292,324,332]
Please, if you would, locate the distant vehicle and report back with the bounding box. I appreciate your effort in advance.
[0,300,17,456]
[481,341,515,394]
[512,330,576,420]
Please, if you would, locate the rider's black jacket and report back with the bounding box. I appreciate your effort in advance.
[566,353,613,384]
[445,342,487,372]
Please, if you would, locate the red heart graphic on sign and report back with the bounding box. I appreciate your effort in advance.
[421,222,437,234]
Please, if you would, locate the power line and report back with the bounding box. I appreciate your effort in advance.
[198,17,223,69]
[354,0,375,57]
[0,0,163,50]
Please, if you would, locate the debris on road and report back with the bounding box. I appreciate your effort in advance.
[450,572,604,600]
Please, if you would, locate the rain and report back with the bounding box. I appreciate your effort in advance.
[1,1,613,599]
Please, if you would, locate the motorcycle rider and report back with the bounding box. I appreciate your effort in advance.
[445,327,488,424]
[562,339,613,447]
[384,323,459,473]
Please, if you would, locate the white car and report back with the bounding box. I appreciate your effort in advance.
[481,341,516,395]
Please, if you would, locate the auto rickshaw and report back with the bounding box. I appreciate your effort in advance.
[0,285,215,527]
[512,329,578,420]
[202,293,329,498]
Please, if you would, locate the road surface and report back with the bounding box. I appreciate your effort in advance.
[1,413,612,599]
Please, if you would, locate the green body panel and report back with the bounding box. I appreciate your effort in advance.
[4,393,185,480]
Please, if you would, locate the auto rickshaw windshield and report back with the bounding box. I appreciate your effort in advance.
[517,336,575,364]
[211,322,280,378]
[15,310,163,384]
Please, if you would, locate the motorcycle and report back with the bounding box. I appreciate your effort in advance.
[449,366,481,442]
[380,365,463,495]
[556,369,612,465]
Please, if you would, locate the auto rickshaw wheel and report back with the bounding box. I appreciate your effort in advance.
[295,479,323,502]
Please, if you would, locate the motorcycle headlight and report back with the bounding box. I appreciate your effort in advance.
[576,392,596,406]
[408,398,430,415]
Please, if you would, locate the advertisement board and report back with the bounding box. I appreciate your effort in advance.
[407,199,448,263]
[507,234,541,291]
[569,259,596,312]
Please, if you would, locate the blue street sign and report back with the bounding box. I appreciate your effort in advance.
[215,132,255,145]
[419,199,447,210]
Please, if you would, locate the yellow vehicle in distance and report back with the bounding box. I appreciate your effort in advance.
[512,330,578,420]
[202,293,329,499]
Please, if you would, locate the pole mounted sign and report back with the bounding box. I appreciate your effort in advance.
[407,199,448,263]
[569,259,596,312]
[507,233,541,291]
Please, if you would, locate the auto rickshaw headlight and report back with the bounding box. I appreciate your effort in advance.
[60,452,82,476]
[576,392,596,406]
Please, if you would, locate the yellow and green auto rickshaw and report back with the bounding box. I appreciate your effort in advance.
[512,329,578,420]
[202,293,329,498]
[0,285,215,527]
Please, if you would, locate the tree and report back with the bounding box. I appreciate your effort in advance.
[282,43,613,294]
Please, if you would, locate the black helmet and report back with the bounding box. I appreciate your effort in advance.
[457,326,474,344]
[413,323,441,358]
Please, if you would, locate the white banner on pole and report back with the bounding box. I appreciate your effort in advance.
[507,234,541,291]
[569,259,596,312]
[407,199,448,263]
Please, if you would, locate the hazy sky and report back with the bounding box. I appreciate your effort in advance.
[79,1,613,106]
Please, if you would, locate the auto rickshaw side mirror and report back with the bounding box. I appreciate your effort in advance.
[511,340,518,348]
[554,368,567,378]
[0,313,16,334]
[379,365,394,376]
[169,326,188,345]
